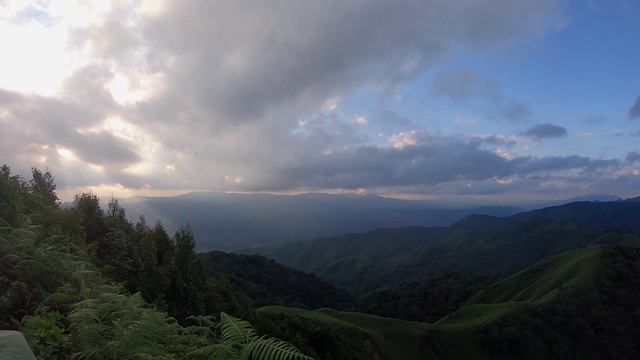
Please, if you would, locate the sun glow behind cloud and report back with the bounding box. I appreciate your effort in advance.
[0,10,68,95]
[56,147,75,160]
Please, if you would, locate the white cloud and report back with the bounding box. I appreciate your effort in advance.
[577,132,595,137]
[352,116,368,125]
[390,130,419,149]
[496,148,515,160]
[323,98,340,110]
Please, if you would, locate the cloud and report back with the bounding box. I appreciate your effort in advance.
[0,93,136,168]
[274,134,514,190]
[630,95,640,120]
[352,116,368,125]
[0,88,143,188]
[61,131,141,166]
[431,68,531,121]
[223,132,625,195]
[626,152,640,164]
[524,123,568,139]
[431,68,499,102]
[512,155,598,174]
[131,1,563,126]
[13,0,640,202]
[583,115,606,123]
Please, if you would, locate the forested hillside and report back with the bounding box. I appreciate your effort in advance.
[251,202,640,295]
[258,245,640,359]
[0,165,313,359]
[201,251,356,310]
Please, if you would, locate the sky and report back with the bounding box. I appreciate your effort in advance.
[0,0,639,203]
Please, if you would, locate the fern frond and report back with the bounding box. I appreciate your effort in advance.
[241,336,314,360]
[188,343,238,359]
[0,218,11,228]
[218,312,258,346]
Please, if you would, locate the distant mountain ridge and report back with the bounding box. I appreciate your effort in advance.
[248,199,640,294]
[108,191,628,251]
[115,192,523,251]
[519,193,622,209]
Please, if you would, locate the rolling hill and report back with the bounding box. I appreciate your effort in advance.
[256,245,640,359]
[248,200,640,294]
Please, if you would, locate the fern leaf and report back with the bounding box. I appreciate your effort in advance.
[241,336,314,360]
[218,312,258,346]
[188,343,238,359]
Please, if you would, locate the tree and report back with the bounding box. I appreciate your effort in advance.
[152,221,174,267]
[0,165,24,226]
[168,223,208,321]
[72,192,107,244]
[105,196,132,234]
[22,167,59,214]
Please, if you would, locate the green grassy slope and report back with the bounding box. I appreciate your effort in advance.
[466,246,601,305]
[257,306,471,360]
[360,273,497,322]
[257,245,640,359]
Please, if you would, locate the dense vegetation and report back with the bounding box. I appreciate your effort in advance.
[0,165,312,359]
[202,251,355,310]
[251,210,640,295]
[361,273,498,323]
[258,246,640,359]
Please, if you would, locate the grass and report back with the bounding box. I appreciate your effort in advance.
[259,306,443,359]
[467,246,602,305]
[258,245,614,360]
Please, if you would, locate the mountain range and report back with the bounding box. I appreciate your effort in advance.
[212,198,640,358]
[245,199,640,294]
[112,191,622,251]
[254,245,640,359]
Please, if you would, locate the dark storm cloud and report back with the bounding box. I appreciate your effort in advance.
[630,95,640,120]
[524,123,568,139]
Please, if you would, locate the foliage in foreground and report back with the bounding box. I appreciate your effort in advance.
[1,217,313,359]
[0,164,313,359]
